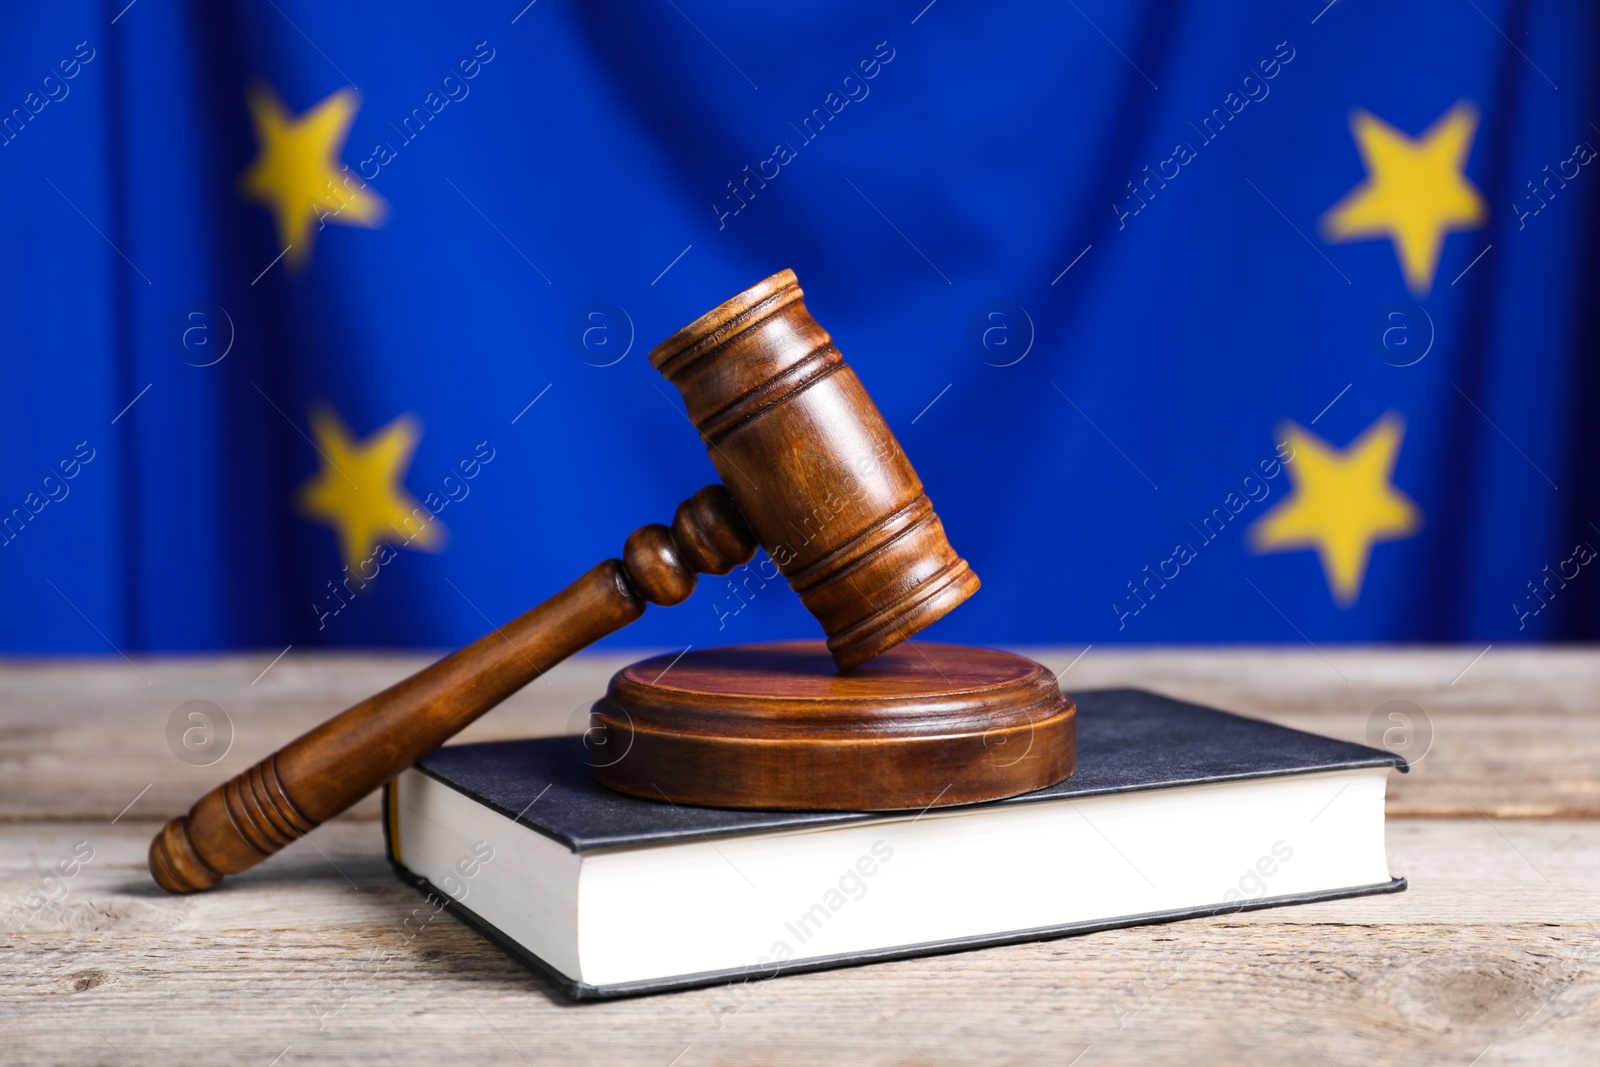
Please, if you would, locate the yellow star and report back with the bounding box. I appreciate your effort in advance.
[298,406,444,570]
[1248,413,1421,606]
[1321,101,1486,296]
[240,86,386,270]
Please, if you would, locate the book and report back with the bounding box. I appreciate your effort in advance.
[383,687,1406,999]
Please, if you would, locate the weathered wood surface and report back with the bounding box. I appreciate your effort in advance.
[2,645,1594,821]
[2,647,1597,1065]
[3,820,1595,1065]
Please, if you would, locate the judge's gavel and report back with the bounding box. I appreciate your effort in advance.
[149,269,979,893]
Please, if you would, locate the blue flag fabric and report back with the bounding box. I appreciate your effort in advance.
[2,1,1596,655]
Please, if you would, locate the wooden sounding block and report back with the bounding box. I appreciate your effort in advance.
[591,642,1076,810]
[150,269,980,893]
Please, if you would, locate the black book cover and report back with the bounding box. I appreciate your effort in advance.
[385,687,1408,999]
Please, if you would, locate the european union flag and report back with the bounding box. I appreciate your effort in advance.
[1,1,1595,655]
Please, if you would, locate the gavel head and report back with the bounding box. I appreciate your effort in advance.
[651,269,979,670]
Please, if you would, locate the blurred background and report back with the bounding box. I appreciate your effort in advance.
[1,0,1595,657]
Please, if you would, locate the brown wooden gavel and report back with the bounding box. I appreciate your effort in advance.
[149,269,979,893]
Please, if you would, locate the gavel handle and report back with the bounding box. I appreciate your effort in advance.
[149,485,755,893]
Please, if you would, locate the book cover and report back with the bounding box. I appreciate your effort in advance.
[384,687,1407,998]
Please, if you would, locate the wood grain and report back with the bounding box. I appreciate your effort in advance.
[1027,644,1600,820]
[651,268,979,670]
[143,268,991,893]
[4,646,1592,822]
[148,485,759,893]
[3,818,1595,1065]
[591,641,1075,810]
[3,647,1598,1065]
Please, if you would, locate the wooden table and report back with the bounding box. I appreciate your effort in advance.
[3,647,1596,1065]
